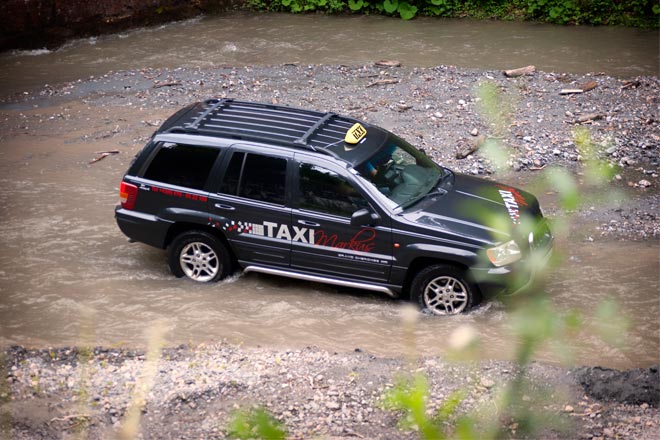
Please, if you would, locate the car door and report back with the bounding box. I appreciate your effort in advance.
[207,145,293,268]
[290,156,393,283]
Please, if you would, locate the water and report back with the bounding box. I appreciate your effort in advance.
[0,110,657,369]
[0,12,658,95]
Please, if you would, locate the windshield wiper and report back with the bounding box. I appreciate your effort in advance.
[395,187,447,211]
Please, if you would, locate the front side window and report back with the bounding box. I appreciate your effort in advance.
[298,163,367,217]
[219,152,287,205]
[143,143,220,190]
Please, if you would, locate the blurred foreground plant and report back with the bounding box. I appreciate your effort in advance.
[227,406,287,440]
[119,322,167,440]
[382,80,630,439]
[0,353,10,440]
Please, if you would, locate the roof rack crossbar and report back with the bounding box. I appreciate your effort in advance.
[199,124,299,142]
[185,98,231,130]
[294,113,336,149]
[203,120,306,138]
[221,109,318,126]
[227,105,322,119]
[206,114,311,133]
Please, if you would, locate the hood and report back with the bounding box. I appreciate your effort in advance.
[403,173,542,243]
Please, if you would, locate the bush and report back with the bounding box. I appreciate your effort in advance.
[245,0,659,27]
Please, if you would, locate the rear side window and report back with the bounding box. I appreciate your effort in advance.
[219,152,287,205]
[143,143,219,190]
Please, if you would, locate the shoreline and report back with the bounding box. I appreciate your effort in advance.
[2,343,658,439]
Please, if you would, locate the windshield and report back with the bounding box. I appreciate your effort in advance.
[355,134,445,209]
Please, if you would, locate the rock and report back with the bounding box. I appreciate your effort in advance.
[503,65,536,77]
[0,0,237,52]
[480,378,495,389]
[470,128,479,136]
[638,180,651,188]
[326,401,341,410]
[574,365,660,407]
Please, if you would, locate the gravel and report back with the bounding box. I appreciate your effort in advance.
[2,344,659,439]
[2,63,658,240]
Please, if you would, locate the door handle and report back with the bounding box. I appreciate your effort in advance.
[298,219,320,227]
[214,203,235,211]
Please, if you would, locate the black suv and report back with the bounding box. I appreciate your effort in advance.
[116,99,552,315]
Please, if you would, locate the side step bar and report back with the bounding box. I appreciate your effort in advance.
[243,266,397,297]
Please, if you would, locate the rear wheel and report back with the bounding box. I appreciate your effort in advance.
[168,231,232,282]
[411,264,478,315]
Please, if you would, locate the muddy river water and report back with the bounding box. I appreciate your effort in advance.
[0,12,658,94]
[0,13,658,368]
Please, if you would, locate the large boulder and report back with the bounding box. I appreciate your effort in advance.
[0,0,241,52]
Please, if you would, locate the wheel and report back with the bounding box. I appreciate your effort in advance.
[410,264,478,315]
[168,231,232,282]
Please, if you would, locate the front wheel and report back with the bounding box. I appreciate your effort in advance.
[168,231,232,282]
[410,265,478,315]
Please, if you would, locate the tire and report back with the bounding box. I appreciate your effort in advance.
[410,264,478,315]
[168,231,232,283]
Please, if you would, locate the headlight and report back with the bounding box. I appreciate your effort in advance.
[487,240,521,267]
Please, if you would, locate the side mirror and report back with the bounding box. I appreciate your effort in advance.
[351,208,380,227]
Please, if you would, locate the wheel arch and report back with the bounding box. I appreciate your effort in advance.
[164,222,237,265]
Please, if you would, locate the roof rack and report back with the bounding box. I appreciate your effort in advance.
[166,99,359,157]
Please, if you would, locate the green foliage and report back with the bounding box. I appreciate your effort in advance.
[227,407,287,440]
[245,0,658,27]
[519,0,659,26]
[382,374,466,439]
[0,353,11,438]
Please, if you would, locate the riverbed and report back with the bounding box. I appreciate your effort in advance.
[0,61,657,369]
[1,12,658,96]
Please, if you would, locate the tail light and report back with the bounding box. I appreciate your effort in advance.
[119,181,138,210]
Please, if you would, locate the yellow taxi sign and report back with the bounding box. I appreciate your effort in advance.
[345,123,367,144]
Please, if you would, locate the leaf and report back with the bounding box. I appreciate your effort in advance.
[384,0,398,14]
[544,167,579,212]
[348,0,364,11]
[398,2,418,19]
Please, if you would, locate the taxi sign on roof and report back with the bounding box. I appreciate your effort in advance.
[345,123,367,144]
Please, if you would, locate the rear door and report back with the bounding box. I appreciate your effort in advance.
[290,156,393,283]
[207,145,293,268]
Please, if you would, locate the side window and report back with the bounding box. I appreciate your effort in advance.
[298,163,367,217]
[219,151,245,195]
[219,152,287,205]
[143,143,219,190]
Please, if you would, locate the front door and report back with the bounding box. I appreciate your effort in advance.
[290,159,392,283]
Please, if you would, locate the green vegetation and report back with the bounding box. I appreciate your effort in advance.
[246,0,659,27]
[373,81,630,439]
[227,407,287,439]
